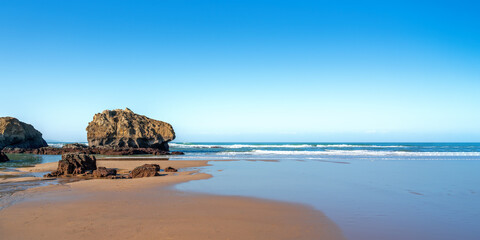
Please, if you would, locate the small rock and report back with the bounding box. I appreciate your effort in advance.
[92,167,117,178]
[164,166,178,172]
[0,151,9,162]
[43,173,55,178]
[129,164,160,178]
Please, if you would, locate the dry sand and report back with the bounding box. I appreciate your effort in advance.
[0,160,345,240]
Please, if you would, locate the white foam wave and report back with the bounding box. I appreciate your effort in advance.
[47,142,89,148]
[48,143,65,148]
[170,143,408,149]
[217,149,480,157]
[316,144,407,148]
[170,143,315,149]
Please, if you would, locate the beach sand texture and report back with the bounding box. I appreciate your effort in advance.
[0,160,344,240]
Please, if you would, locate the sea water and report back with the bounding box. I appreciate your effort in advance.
[171,142,480,240]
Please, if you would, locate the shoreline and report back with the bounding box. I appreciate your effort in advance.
[1,146,184,156]
[0,159,345,240]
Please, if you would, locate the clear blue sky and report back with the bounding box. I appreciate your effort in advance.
[1,0,479,142]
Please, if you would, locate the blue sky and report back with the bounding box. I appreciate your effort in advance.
[1,0,479,142]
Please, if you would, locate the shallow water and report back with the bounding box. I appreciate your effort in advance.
[0,154,61,205]
[172,143,480,240]
[0,154,61,168]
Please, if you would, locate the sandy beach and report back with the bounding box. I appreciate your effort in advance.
[0,159,345,240]
[1,0,478,238]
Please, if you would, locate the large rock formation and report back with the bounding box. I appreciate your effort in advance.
[0,151,9,163]
[86,108,175,151]
[0,117,48,149]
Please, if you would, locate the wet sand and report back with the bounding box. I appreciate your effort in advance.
[0,160,344,240]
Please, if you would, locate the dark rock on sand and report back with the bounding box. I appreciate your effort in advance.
[0,151,9,162]
[46,154,97,177]
[86,108,175,151]
[164,166,178,172]
[92,167,117,178]
[0,117,48,149]
[129,164,161,178]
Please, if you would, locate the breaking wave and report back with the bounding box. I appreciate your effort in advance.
[217,149,480,157]
[170,143,408,149]
[170,143,315,148]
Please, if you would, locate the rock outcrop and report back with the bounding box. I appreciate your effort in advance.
[46,154,97,177]
[0,117,48,149]
[0,151,9,163]
[2,146,184,156]
[43,154,172,179]
[86,108,175,151]
[129,164,160,178]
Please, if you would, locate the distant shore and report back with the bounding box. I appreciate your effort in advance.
[0,159,344,240]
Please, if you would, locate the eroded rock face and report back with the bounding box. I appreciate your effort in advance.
[0,117,48,149]
[0,151,9,163]
[46,154,97,177]
[129,164,160,178]
[86,108,175,151]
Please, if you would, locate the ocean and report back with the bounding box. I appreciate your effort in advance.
[171,142,480,240]
[169,142,480,160]
[2,142,480,239]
